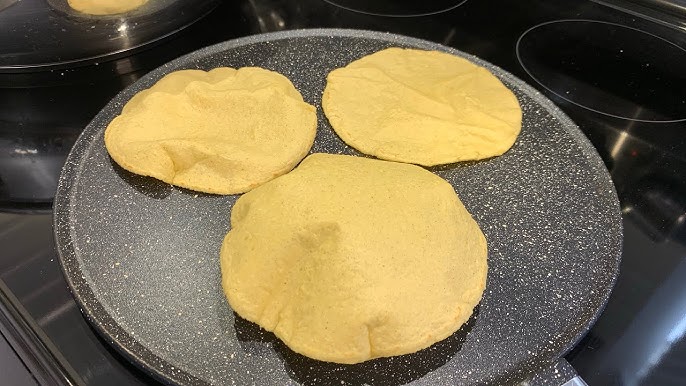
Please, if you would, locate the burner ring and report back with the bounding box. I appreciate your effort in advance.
[516,19,686,123]
[322,0,467,17]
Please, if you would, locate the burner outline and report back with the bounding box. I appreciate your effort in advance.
[322,0,468,17]
[516,19,686,123]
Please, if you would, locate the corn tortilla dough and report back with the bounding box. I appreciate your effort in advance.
[220,153,488,364]
[67,0,148,15]
[104,67,317,194]
[322,47,522,166]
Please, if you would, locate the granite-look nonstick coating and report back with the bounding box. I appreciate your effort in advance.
[53,29,622,385]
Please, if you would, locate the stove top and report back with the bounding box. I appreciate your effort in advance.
[1,0,685,385]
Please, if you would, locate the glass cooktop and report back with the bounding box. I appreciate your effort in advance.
[1,0,685,385]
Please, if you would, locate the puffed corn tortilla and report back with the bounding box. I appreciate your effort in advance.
[104,67,317,194]
[323,47,522,166]
[220,153,488,364]
[67,0,148,15]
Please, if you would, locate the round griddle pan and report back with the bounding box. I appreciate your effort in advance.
[53,29,622,385]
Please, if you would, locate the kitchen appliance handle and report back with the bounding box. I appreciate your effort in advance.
[525,358,588,386]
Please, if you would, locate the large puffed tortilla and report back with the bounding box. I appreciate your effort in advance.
[323,47,522,166]
[220,153,488,364]
[104,67,317,194]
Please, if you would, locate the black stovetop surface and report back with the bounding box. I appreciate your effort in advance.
[1,0,685,385]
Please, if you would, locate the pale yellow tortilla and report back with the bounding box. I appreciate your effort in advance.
[220,153,488,364]
[67,0,148,15]
[323,47,522,166]
[104,67,317,194]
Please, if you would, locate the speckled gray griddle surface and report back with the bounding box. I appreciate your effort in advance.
[54,29,622,386]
